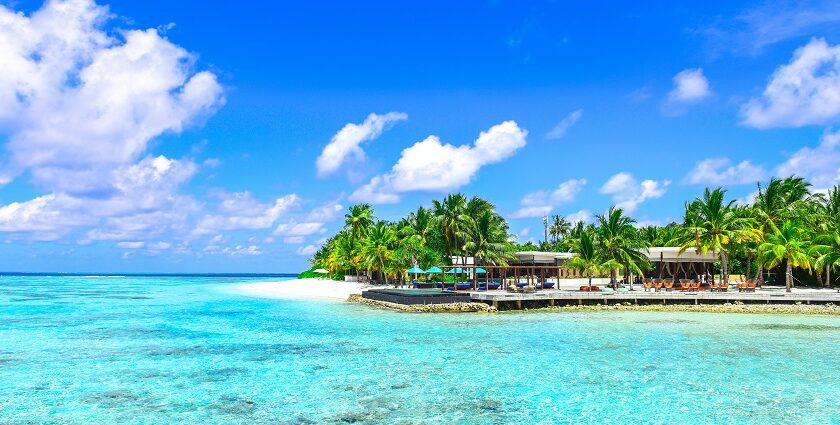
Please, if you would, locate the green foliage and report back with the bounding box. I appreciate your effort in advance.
[309,176,840,289]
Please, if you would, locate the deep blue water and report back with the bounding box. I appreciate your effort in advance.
[1,275,839,424]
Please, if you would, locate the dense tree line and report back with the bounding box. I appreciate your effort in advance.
[310,176,840,291]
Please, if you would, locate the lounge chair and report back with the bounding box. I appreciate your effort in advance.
[643,279,653,292]
[737,282,747,292]
[542,281,556,289]
[746,280,757,292]
[709,281,719,292]
[679,279,690,291]
[590,285,601,292]
[719,281,729,292]
[690,280,701,291]
[664,279,674,292]
[455,282,472,290]
[653,280,663,292]
[579,285,591,291]
[478,281,501,290]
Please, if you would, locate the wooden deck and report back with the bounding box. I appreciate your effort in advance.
[468,289,840,310]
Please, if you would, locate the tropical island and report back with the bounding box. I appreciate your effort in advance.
[273,176,840,313]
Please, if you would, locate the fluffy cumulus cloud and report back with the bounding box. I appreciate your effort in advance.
[0,0,224,242]
[776,129,840,189]
[350,121,527,203]
[510,178,586,218]
[273,200,343,241]
[600,172,669,213]
[742,38,840,128]
[545,109,582,140]
[566,209,592,224]
[684,158,767,185]
[316,112,407,177]
[193,193,300,236]
[667,68,711,104]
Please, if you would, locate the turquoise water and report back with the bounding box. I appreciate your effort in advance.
[2,276,840,424]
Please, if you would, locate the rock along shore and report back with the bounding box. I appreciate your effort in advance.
[348,295,840,315]
[347,294,497,313]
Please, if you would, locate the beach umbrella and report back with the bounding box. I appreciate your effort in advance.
[407,267,425,273]
[446,267,464,274]
[425,266,442,273]
[475,267,487,273]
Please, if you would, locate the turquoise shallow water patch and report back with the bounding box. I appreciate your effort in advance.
[1,275,839,424]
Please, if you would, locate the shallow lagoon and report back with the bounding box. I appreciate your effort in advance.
[2,276,839,424]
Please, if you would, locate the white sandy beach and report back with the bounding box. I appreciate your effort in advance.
[234,278,370,301]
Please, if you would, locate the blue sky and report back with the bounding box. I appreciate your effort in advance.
[2,0,840,272]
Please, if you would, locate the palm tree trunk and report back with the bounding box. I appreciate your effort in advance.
[588,274,593,290]
[745,255,751,283]
[756,266,763,287]
[816,268,824,288]
[828,266,832,288]
[785,262,792,292]
[720,252,729,283]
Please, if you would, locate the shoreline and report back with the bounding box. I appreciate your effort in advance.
[347,295,840,315]
[233,278,369,301]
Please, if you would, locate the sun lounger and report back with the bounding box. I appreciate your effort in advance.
[719,281,729,292]
[542,281,555,289]
[653,280,663,292]
[643,279,653,292]
[737,282,747,292]
[709,281,719,292]
[478,281,501,290]
[746,281,757,292]
[664,279,674,291]
[455,282,472,290]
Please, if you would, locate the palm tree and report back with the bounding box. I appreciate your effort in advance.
[549,215,571,242]
[595,207,650,288]
[462,209,514,267]
[432,194,470,266]
[566,229,611,290]
[344,204,375,280]
[678,188,760,282]
[363,221,398,286]
[758,221,813,292]
[751,177,814,284]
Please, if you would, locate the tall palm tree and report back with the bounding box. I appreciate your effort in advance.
[345,204,375,240]
[462,209,514,267]
[398,206,432,268]
[752,177,814,284]
[432,194,470,266]
[678,188,760,282]
[566,229,611,290]
[758,221,813,292]
[595,206,650,287]
[363,221,398,286]
[549,215,572,242]
[344,204,375,280]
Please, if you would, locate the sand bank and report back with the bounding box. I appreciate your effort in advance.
[234,278,369,301]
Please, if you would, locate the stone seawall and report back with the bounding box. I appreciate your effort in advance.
[347,294,497,313]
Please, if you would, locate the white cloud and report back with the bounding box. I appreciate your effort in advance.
[510,178,586,218]
[667,68,711,104]
[600,172,669,213]
[297,244,318,256]
[273,222,325,237]
[350,121,527,203]
[316,112,407,177]
[283,236,304,244]
[742,38,840,128]
[566,209,592,224]
[193,193,300,236]
[684,158,767,185]
[0,0,223,242]
[776,129,840,189]
[117,241,144,249]
[203,244,262,256]
[545,109,583,140]
[702,2,840,56]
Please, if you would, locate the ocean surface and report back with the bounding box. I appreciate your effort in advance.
[1,275,840,424]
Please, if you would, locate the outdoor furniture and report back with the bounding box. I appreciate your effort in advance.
[455,282,471,290]
[542,281,556,289]
[414,282,435,289]
[590,286,601,292]
[478,281,501,290]
[709,281,719,292]
[579,285,590,291]
[664,279,674,291]
[643,279,653,292]
[719,281,729,292]
[746,280,757,292]
[653,280,663,292]
[737,282,747,292]
[690,280,701,291]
